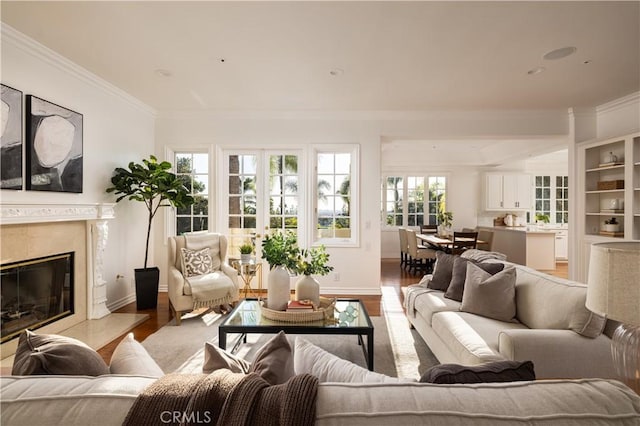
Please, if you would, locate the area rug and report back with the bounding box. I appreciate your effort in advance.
[143,289,438,380]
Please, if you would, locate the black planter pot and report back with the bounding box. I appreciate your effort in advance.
[134,267,159,310]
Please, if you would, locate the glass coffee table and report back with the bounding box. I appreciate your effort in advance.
[218,298,375,370]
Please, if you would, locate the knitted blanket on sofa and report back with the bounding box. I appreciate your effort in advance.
[123,370,318,426]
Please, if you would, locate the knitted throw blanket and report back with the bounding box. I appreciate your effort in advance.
[123,370,318,426]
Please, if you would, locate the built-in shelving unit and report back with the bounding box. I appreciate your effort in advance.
[582,133,640,240]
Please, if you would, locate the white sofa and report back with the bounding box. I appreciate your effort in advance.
[2,374,640,425]
[404,254,617,379]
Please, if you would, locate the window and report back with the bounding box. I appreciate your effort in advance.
[175,152,209,235]
[228,154,258,232]
[556,176,569,224]
[315,145,358,245]
[534,175,568,224]
[382,174,447,227]
[268,154,299,232]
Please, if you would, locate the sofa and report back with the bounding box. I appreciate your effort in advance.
[404,250,617,379]
[2,319,640,425]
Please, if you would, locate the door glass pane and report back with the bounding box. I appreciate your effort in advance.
[269,154,299,238]
[228,154,257,256]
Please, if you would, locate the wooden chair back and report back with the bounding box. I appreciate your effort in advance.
[451,231,478,254]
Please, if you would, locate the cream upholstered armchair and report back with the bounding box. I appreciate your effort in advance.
[167,232,240,325]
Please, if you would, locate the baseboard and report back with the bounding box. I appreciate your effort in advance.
[107,293,136,312]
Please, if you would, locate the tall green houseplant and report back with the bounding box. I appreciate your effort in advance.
[106,155,193,308]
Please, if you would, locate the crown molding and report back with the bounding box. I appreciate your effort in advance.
[1,23,156,117]
[596,91,640,115]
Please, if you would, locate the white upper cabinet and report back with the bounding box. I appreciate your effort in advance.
[485,174,532,210]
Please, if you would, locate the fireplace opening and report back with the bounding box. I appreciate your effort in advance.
[1,252,74,343]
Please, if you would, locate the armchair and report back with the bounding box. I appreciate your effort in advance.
[168,232,240,325]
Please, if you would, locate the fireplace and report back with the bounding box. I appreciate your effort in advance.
[1,252,74,343]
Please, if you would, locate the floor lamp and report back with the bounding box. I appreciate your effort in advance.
[586,241,640,394]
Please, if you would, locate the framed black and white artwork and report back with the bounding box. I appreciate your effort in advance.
[26,95,83,193]
[1,84,23,190]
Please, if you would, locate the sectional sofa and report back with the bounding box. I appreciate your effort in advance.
[404,250,616,379]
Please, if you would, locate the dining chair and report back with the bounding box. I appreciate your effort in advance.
[476,229,494,251]
[398,228,409,268]
[451,231,478,255]
[406,229,437,275]
[420,224,438,234]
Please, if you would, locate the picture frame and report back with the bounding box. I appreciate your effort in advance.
[1,84,23,190]
[26,95,83,193]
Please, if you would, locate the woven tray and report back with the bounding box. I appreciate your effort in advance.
[260,297,336,323]
[597,180,624,190]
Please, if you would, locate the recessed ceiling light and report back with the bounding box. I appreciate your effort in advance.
[527,66,546,75]
[155,69,172,77]
[583,60,592,65]
[329,68,344,76]
[543,46,577,60]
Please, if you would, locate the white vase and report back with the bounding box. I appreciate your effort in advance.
[267,265,290,311]
[295,275,320,306]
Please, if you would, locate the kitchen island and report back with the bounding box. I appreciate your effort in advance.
[477,226,557,270]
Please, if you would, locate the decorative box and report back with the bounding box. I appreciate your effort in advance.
[597,180,624,190]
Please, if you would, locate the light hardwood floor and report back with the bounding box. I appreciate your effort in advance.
[97,260,569,363]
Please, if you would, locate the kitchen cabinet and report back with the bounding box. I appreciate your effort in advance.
[554,230,568,260]
[485,174,532,210]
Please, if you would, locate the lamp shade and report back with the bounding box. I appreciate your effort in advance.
[586,242,640,326]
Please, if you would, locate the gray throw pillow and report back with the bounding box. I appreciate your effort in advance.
[444,257,504,302]
[248,331,294,385]
[427,251,457,291]
[12,330,109,376]
[420,360,535,384]
[460,263,517,322]
[202,341,251,374]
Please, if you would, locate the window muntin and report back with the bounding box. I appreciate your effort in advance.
[556,176,569,224]
[175,152,209,235]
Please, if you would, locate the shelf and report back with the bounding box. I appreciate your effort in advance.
[586,212,625,216]
[586,164,625,173]
[585,189,625,194]
[598,231,625,238]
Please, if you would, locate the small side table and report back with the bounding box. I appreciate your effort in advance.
[231,258,263,300]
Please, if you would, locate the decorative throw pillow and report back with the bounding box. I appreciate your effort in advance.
[202,341,251,374]
[294,337,415,383]
[460,263,517,322]
[445,257,505,302]
[248,331,295,385]
[12,330,109,376]
[460,249,508,263]
[427,251,457,291]
[109,333,164,377]
[180,247,213,277]
[420,360,535,384]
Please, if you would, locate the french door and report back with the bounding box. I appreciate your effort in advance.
[219,149,306,265]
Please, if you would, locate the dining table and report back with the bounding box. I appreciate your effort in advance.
[417,233,486,250]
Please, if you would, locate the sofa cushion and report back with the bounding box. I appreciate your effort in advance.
[460,249,507,263]
[420,360,535,384]
[202,342,251,374]
[12,330,109,376]
[445,257,505,302]
[109,333,164,377]
[294,337,413,383]
[428,252,457,291]
[460,264,516,322]
[248,331,294,385]
[514,266,606,338]
[180,247,213,277]
[431,311,527,365]
[413,290,461,326]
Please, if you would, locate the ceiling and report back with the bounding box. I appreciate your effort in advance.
[2,1,639,113]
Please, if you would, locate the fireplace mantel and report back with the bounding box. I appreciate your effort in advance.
[1,203,116,321]
[1,203,115,225]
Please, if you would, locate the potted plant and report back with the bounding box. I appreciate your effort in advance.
[535,213,550,225]
[293,245,334,306]
[239,243,254,262]
[261,230,298,310]
[106,155,194,309]
[604,217,620,233]
[436,210,453,237]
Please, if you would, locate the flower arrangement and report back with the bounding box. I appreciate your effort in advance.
[437,210,453,228]
[260,230,298,270]
[294,245,334,276]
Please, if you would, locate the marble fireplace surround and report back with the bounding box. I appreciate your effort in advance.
[0,203,115,357]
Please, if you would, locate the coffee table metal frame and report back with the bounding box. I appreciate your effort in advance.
[218,298,375,370]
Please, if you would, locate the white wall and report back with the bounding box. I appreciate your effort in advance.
[154,113,382,294]
[1,25,156,310]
